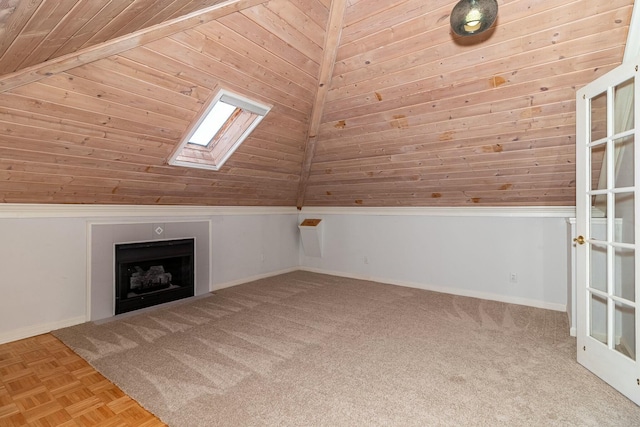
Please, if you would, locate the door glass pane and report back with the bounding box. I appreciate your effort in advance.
[613,192,634,244]
[590,242,607,292]
[614,246,635,301]
[590,292,608,345]
[590,217,607,241]
[614,301,636,361]
[614,78,634,134]
[591,91,608,142]
[591,143,607,193]
[614,135,634,188]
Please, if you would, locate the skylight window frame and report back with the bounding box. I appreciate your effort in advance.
[168,89,271,171]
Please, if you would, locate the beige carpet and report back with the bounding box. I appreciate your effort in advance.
[54,271,640,426]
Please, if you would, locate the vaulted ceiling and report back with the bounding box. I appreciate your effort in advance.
[0,0,634,207]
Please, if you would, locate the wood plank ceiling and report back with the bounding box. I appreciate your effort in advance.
[0,0,634,207]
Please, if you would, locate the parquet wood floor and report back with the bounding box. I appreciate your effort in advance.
[0,334,166,427]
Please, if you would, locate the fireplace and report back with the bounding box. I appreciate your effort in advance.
[115,238,195,315]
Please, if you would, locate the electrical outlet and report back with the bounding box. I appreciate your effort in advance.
[509,272,518,283]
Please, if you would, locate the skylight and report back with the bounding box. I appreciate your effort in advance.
[169,89,271,171]
[188,100,236,146]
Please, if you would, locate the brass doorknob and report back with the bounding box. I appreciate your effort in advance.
[574,235,585,245]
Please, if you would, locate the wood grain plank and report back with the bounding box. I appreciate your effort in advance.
[296,0,348,209]
[170,27,315,100]
[0,136,166,166]
[15,0,107,71]
[42,73,196,122]
[0,0,269,93]
[51,0,136,57]
[288,0,329,29]
[0,158,300,186]
[136,0,193,28]
[241,3,323,64]
[143,37,312,117]
[320,86,577,143]
[109,0,184,40]
[343,0,411,27]
[0,91,183,140]
[123,44,312,121]
[307,164,576,185]
[0,0,44,68]
[197,19,317,93]
[0,106,176,148]
[265,0,325,47]
[0,0,78,73]
[82,0,171,47]
[323,52,621,123]
[327,24,629,104]
[218,12,320,78]
[316,0,331,11]
[73,55,211,107]
[342,0,447,46]
[0,0,631,207]
[314,126,577,166]
[10,81,189,134]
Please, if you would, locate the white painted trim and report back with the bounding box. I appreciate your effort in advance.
[3,265,565,344]
[0,204,297,218]
[210,267,299,291]
[299,267,567,312]
[0,316,86,345]
[0,204,575,219]
[299,206,575,218]
[86,221,92,322]
[208,219,214,293]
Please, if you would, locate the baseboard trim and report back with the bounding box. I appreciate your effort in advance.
[0,269,299,345]
[299,267,567,312]
[1,267,566,345]
[0,316,86,345]
[210,267,299,291]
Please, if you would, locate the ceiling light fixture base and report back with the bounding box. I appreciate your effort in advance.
[450,0,498,37]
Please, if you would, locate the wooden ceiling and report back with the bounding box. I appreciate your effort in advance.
[0,0,634,207]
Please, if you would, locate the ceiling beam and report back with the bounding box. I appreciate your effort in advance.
[0,0,268,94]
[296,0,348,209]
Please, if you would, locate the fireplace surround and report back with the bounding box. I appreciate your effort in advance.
[115,238,195,315]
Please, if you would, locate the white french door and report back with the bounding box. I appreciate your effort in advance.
[576,58,640,405]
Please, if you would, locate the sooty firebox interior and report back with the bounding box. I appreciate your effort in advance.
[115,238,195,315]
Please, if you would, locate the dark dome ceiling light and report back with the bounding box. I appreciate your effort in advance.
[450,0,498,36]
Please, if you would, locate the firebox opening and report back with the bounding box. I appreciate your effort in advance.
[115,238,195,315]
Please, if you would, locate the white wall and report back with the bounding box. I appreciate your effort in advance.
[298,208,572,311]
[0,204,573,345]
[210,213,301,287]
[0,206,300,344]
[0,217,88,342]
